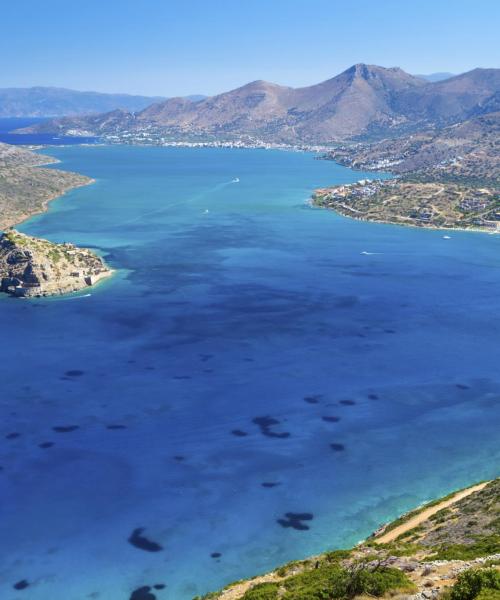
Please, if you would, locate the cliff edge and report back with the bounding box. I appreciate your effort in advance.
[0,230,112,297]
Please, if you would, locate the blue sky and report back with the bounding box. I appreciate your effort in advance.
[1,0,499,96]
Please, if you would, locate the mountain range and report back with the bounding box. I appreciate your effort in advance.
[0,87,206,117]
[16,64,500,143]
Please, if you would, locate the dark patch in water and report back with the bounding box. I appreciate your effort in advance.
[106,424,127,430]
[261,482,281,488]
[130,586,156,600]
[330,443,345,452]
[6,432,21,439]
[65,370,84,377]
[173,455,185,461]
[39,442,54,448]
[340,399,356,406]
[304,395,322,404]
[53,425,79,433]
[368,393,379,400]
[277,512,313,531]
[252,416,290,439]
[211,552,222,558]
[172,375,191,380]
[13,580,29,590]
[153,584,166,590]
[456,384,470,390]
[199,354,213,362]
[334,296,359,308]
[128,528,163,552]
[322,416,340,423]
[231,429,248,437]
[384,329,396,334]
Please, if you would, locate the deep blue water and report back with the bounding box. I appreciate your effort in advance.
[0,117,97,145]
[1,146,499,600]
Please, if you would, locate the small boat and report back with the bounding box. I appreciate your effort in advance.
[232,177,240,183]
[443,235,451,239]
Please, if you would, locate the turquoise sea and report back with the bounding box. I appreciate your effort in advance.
[1,146,499,600]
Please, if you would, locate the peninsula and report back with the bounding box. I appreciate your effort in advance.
[313,112,500,231]
[0,142,112,297]
[0,141,93,230]
[197,478,500,600]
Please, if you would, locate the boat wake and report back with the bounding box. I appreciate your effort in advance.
[117,178,237,226]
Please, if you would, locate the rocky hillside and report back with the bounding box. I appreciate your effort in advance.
[0,142,93,229]
[0,230,112,297]
[325,112,500,183]
[196,479,500,600]
[16,65,500,143]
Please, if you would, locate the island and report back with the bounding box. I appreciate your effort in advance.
[0,229,112,297]
[196,478,500,600]
[0,142,112,297]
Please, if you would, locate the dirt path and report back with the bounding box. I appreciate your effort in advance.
[374,482,490,544]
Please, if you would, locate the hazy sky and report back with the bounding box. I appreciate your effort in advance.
[1,0,499,96]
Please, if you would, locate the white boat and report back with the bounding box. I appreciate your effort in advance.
[232,177,240,183]
[443,235,451,239]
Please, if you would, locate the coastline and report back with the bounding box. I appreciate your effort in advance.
[310,197,499,235]
[0,144,112,297]
[3,174,96,231]
[198,479,500,600]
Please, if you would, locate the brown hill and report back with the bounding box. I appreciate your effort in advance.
[17,65,500,143]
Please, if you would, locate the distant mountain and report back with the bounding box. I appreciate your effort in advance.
[17,65,500,143]
[415,72,456,82]
[0,87,206,117]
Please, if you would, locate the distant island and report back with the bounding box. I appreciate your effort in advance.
[0,142,112,297]
[196,478,500,600]
[0,86,205,118]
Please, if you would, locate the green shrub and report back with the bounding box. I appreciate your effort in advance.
[476,589,500,600]
[242,582,279,600]
[281,563,413,600]
[430,535,500,560]
[449,568,500,600]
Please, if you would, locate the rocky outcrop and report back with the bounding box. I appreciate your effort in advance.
[0,230,112,297]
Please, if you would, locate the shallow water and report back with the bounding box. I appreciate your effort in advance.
[1,146,499,599]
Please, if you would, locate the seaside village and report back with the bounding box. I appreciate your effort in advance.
[314,179,500,229]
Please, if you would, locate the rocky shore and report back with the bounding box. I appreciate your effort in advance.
[0,230,112,297]
[0,142,113,297]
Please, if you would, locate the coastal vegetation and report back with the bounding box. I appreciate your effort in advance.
[196,479,500,600]
[0,141,93,230]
